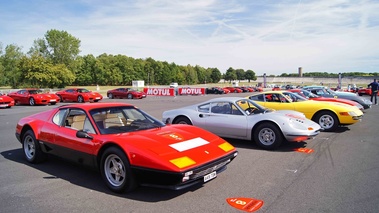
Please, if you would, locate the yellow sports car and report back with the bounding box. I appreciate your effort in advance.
[248,91,363,131]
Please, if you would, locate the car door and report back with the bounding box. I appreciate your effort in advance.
[120,88,128,98]
[19,90,30,104]
[203,101,248,138]
[43,108,98,166]
[65,89,77,101]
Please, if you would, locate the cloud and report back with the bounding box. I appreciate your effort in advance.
[1,0,379,75]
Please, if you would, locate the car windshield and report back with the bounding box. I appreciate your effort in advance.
[90,106,165,135]
[29,90,44,94]
[78,89,90,93]
[302,90,319,98]
[325,88,337,95]
[235,98,274,114]
[283,92,308,102]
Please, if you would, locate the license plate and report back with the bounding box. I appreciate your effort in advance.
[204,171,217,182]
[0,104,7,107]
[50,99,56,102]
[96,97,100,99]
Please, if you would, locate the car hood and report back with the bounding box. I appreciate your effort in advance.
[106,124,236,171]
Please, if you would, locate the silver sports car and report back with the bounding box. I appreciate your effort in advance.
[162,97,321,150]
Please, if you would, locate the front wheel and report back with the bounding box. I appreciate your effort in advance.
[173,117,192,125]
[22,130,47,163]
[77,95,84,103]
[100,147,137,193]
[108,93,113,99]
[29,97,35,106]
[313,111,338,132]
[127,94,133,99]
[253,123,283,150]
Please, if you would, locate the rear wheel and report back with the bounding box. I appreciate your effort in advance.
[22,130,47,163]
[313,111,338,132]
[57,95,63,102]
[253,123,283,150]
[29,97,35,106]
[127,94,133,99]
[108,93,114,99]
[173,117,192,125]
[100,147,137,193]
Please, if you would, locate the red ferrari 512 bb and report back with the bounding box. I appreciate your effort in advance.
[15,103,237,193]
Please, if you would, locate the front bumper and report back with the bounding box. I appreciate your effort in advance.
[131,151,238,190]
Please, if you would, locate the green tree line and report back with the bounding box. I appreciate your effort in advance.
[0,29,258,88]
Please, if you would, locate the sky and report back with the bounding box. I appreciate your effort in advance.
[1,0,379,75]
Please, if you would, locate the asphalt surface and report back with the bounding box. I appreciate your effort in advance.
[0,93,378,213]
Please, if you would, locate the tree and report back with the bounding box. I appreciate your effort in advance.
[235,69,245,82]
[224,67,237,83]
[19,54,75,88]
[209,68,222,83]
[2,44,24,88]
[29,29,81,70]
[245,69,257,82]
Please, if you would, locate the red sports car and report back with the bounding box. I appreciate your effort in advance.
[357,87,379,96]
[0,93,15,108]
[8,89,60,106]
[224,87,242,93]
[56,88,103,103]
[107,88,147,99]
[15,103,237,193]
[288,89,364,111]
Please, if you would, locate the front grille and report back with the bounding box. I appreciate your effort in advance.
[190,159,231,180]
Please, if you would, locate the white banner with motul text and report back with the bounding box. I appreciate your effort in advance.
[143,88,175,96]
[178,88,205,95]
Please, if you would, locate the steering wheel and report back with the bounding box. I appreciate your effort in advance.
[245,107,256,114]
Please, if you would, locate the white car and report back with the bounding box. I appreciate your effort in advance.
[162,97,321,150]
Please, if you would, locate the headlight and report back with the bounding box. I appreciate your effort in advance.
[340,111,358,116]
[170,156,196,169]
[218,142,234,152]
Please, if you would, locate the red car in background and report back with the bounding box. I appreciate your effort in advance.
[288,89,364,111]
[0,93,15,108]
[357,88,379,96]
[8,89,60,106]
[107,88,147,99]
[56,88,103,103]
[224,87,242,93]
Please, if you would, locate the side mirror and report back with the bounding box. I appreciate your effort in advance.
[76,130,93,139]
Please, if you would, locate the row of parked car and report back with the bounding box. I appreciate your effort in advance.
[0,87,148,108]
[205,86,263,94]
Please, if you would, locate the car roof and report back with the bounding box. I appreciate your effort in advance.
[202,97,249,102]
[57,102,135,110]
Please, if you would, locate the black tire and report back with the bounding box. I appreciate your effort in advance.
[100,147,137,193]
[108,93,113,99]
[50,102,56,105]
[313,111,338,132]
[77,95,84,103]
[127,94,133,99]
[173,117,192,125]
[22,130,47,163]
[253,123,283,150]
[29,97,35,106]
[57,95,63,102]
[358,93,362,96]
